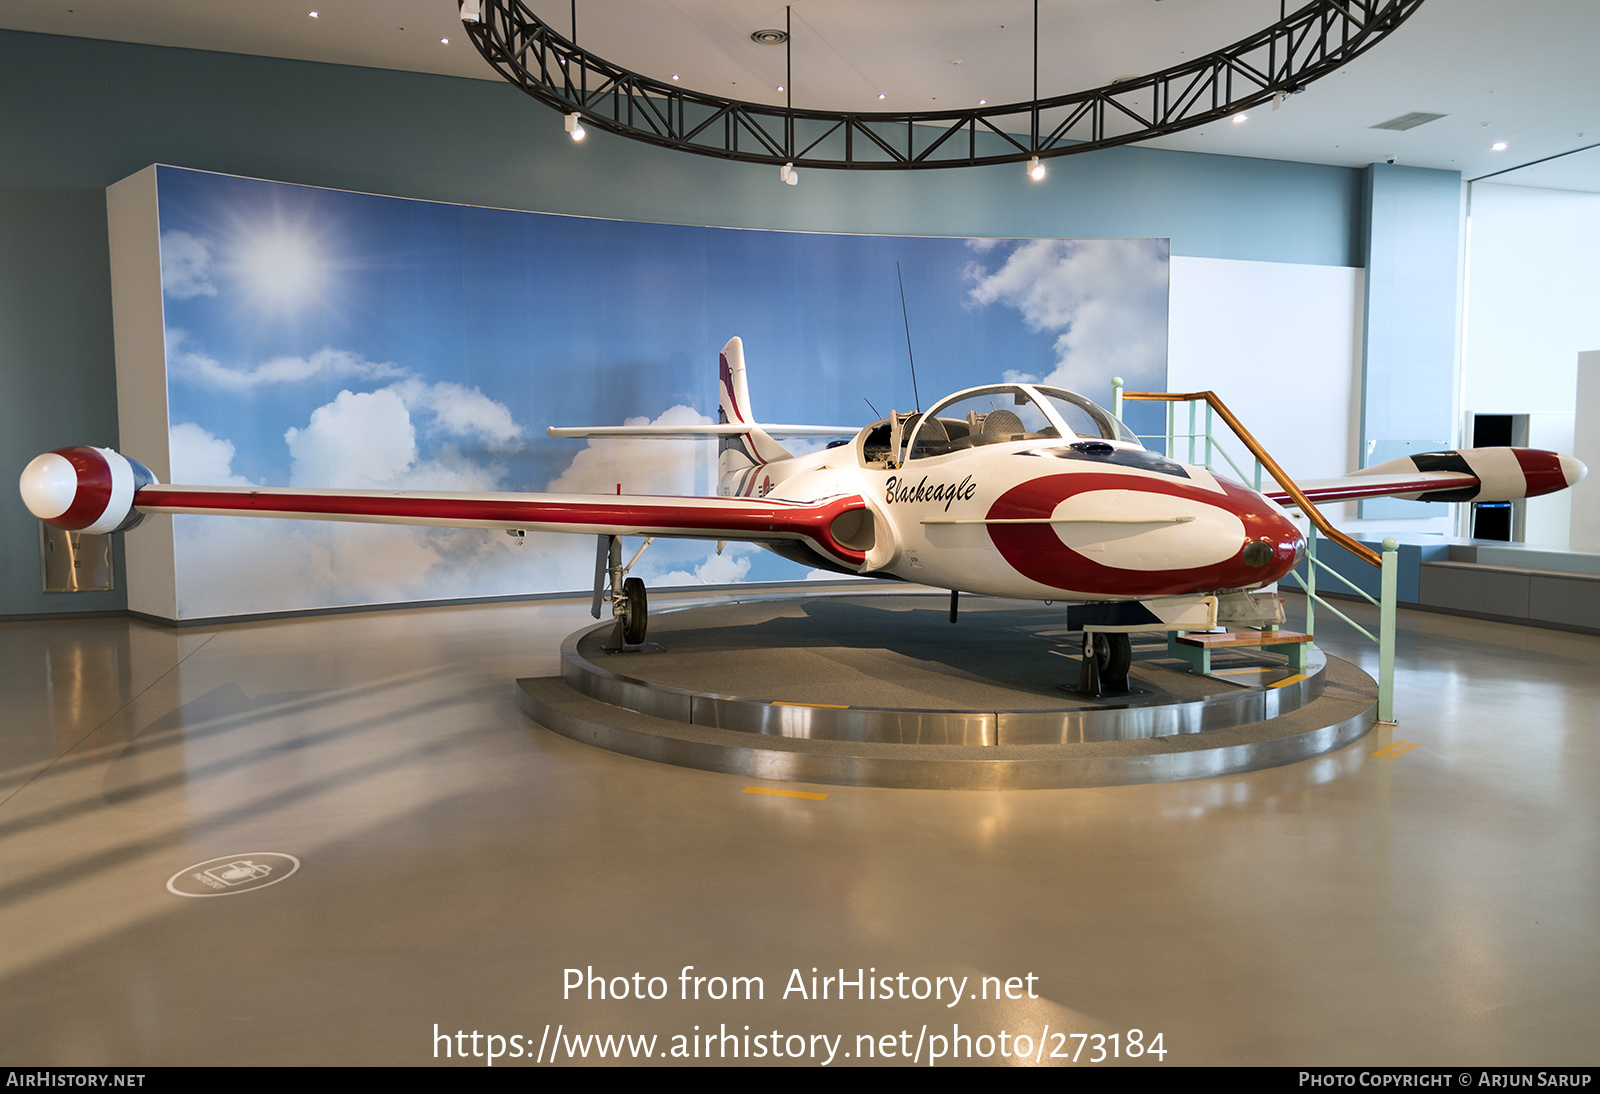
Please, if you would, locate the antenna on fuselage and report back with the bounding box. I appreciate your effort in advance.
[864,397,882,419]
[896,261,921,413]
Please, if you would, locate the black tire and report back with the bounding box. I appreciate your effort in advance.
[1094,632,1132,683]
[622,577,648,645]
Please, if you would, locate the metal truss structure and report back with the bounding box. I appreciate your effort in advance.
[463,0,1426,171]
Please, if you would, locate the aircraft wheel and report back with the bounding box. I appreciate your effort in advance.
[1093,632,1132,683]
[621,577,648,645]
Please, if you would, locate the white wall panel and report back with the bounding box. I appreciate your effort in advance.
[1168,256,1445,533]
[1464,182,1600,546]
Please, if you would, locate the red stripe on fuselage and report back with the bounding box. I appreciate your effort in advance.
[985,472,1303,596]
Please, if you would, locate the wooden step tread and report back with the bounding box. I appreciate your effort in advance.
[1176,629,1313,649]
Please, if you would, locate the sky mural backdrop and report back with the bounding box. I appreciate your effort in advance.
[153,166,1169,616]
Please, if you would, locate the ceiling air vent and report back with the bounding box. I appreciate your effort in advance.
[1370,112,1447,131]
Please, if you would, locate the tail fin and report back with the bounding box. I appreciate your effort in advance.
[717,337,793,497]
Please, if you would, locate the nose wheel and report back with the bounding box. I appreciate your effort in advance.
[1071,630,1133,698]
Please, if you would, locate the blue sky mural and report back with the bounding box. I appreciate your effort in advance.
[154,166,1168,615]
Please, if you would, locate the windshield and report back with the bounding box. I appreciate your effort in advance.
[1034,387,1143,445]
[904,384,1142,460]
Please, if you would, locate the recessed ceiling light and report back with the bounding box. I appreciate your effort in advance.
[878,93,886,100]
[671,75,680,81]
[1232,113,1248,123]
[777,85,784,92]
[308,10,318,17]
[440,37,449,44]
[750,29,788,45]
[979,99,987,105]
[1492,141,1507,151]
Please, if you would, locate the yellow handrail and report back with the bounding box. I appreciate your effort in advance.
[1122,390,1382,568]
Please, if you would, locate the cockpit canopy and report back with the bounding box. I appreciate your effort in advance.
[859,384,1141,467]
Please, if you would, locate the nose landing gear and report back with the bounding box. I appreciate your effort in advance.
[1072,630,1134,699]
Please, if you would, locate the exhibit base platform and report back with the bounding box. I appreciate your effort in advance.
[515,595,1377,789]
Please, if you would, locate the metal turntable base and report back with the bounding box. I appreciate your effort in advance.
[515,595,1377,789]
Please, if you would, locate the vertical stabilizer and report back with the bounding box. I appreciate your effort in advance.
[717,337,792,497]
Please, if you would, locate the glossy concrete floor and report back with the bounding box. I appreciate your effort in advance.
[1,587,1596,1067]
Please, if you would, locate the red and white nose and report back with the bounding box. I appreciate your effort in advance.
[19,446,156,533]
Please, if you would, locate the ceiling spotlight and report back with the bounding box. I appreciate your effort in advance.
[1027,156,1046,181]
[565,113,586,141]
[979,99,987,105]
[1492,141,1507,151]
[751,29,788,45]
[878,93,886,100]
[440,37,449,44]
[459,0,482,22]
[671,75,680,81]
[780,162,798,186]
[777,85,785,92]
[1232,112,1248,123]
[308,10,318,17]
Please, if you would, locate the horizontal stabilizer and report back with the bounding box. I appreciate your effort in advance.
[547,424,856,439]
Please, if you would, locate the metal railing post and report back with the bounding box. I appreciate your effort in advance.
[1112,376,1124,423]
[1166,401,1175,459]
[1378,536,1398,724]
[1204,403,1215,471]
[1187,400,1197,464]
[1303,527,1316,638]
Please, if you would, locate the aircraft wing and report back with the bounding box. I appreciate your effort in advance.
[20,447,871,568]
[1264,471,1479,506]
[137,486,869,567]
[1262,448,1585,507]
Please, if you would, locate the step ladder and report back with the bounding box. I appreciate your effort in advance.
[1168,628,1313,675]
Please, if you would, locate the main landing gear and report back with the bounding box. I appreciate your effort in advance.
[594,535,654,652]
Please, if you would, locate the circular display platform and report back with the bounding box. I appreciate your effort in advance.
[516,594,1377,789]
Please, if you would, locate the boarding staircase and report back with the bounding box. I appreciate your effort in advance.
[1112,381,1399,724]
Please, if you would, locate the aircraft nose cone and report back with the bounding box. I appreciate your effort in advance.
[1237,507,1304,585]
[1562,454,1588,487]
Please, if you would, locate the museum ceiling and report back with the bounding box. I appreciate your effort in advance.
[3,0,1596,188]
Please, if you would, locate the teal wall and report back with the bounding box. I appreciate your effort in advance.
[1358,162,1464,517]
[1,29,1378,616]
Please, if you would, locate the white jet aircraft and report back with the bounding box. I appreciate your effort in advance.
[20,337,1586,690]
